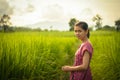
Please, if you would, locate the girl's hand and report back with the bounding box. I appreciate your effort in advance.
[62,66,72,72]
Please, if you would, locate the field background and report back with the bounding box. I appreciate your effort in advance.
[0,31,120,80]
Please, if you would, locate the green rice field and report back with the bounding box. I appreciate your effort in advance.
[0,31,120,80]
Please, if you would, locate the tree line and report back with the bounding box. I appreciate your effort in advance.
[0,14,120,32]
[69,14,120,31]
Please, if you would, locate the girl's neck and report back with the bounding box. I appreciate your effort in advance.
[81,37,88,43]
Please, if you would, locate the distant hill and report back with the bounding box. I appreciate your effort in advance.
[27,21,69,31]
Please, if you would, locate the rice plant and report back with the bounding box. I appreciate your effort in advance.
[0,31,120,80]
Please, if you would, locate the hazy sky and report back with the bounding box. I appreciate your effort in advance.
[0,0,120,30]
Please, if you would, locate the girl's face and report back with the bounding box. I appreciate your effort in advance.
[74,26,88,40]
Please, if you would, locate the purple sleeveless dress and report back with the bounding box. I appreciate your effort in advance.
[70,41,93,80]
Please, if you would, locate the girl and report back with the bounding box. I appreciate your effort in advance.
[62,21,93,80]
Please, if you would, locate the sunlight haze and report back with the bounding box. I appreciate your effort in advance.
[0,0,120,30]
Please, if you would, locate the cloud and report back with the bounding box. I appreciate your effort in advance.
[26,4,35,12]
[0,0,13,16]
[7,0,35,15]
[74,8,94,25]
[80,8,94,18]
[2,0,120,28]
[41,4,65,22]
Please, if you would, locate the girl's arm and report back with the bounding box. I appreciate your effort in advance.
[62,51,90,72]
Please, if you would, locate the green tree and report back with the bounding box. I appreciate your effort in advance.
[115,19,120,31]
[92,14,102,29]
[0,14,12,32]
[69,18,78,31]
[102,25,115,31]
